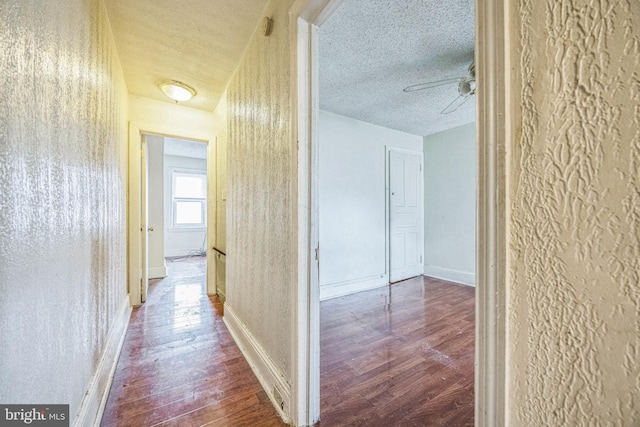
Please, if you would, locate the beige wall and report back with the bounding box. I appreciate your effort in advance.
[508,0,640,424]
[0,0,129,420]
[213,92,228,300]
[226,0,295,377]
[128,94,216,142]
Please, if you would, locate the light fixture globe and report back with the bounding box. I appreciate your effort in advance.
[159,81,196,102]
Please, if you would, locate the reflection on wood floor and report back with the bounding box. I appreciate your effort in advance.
[319,276,475,426]
[102,257,474,426]
[100,256,285,427]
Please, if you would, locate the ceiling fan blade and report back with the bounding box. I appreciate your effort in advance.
[441,94,471,114]
[403,77,462,92]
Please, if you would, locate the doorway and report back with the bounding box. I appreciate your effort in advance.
[128,125,216,307]
[146,135,209,275]
[290,0,507,426]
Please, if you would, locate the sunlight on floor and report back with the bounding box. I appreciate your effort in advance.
[173,282,202,302]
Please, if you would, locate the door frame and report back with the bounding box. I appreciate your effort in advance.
[290,0,508,426]
[386,147,424,284]
[128,123,216,307]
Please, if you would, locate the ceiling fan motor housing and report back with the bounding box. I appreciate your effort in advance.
[458,80,473,96]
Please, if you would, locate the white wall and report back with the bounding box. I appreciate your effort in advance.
[0,0,130,424]
[146,135,166,278]
[164,155,208,257]
[318,110,423,299]
[423,123,476,286]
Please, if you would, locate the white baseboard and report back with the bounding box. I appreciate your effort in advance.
[423,265,476,286]
[72,296,131,427]
[165,248,204,258]
[319,274,388,301]
[148,265,167,279]
[223,304,291,424]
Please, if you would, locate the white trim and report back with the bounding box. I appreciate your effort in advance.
[223,304,291,424]
[206,137,218,296]
[128,123,143,307]
[289,1,345,422]
[423,266,476,287]
[170,168,207,229]
[386,147,425,283]
[319,275,388,301]
[73,296,131,427]
[476,0,507,425]
[289,5,316,427]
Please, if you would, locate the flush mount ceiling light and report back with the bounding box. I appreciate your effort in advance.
[159,80,196,102]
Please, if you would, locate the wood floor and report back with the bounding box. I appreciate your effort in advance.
[319,276,475,426]
[102,258,474,426]
[101,257,286,427]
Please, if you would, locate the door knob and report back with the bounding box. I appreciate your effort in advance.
[148,227,154,232]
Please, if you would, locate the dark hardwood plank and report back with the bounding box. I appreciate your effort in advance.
[319,276,475,426]
[100,257,286,427]
[102,258,473,426]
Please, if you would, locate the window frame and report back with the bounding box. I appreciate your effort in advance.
[170,168,207,229]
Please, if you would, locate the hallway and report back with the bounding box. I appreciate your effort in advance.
[101,257,285,426]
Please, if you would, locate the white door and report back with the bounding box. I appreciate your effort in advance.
[389,148,424,283]
[140,135,149,302]
[128,124,150,306]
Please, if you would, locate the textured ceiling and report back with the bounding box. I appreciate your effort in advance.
[103,0,269,111]
[320,0,476,136]
[104,0,475,135]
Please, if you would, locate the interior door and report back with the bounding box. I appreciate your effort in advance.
[140,135,149,302]
[389,148,424,283]
[128,123,149,307]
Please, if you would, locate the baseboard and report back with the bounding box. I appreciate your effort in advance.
[165,248,203,257]
[423,265,476,286]
[148,265,167,279]
[223,304,291,424]
[72,296,131,427]
[319,274,388,301]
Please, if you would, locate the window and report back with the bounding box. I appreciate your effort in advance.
[172,170,206,228]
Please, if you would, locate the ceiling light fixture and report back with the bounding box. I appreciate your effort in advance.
[159,80,196,102]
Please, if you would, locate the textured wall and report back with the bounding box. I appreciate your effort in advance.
[0,0,128,419]
[509,0,640,424]
[226,0,294,377]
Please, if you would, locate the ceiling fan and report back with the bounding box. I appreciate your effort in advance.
[403,61,476,114]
